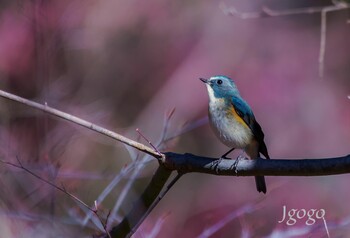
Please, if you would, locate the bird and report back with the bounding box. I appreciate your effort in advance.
[200,75,270,193]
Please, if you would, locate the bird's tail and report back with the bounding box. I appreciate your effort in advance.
[255,176,267,194]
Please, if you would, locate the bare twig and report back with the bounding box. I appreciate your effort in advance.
[85,108,179,228]
[197,202,262,238]
[262,5,333,17]
[108,155,144,227]
[75,202,105,231]
[127,172,183,238]
[220,2,350,78]
[0,157,111,237]
[323,216,330,238]
[164,116,208,142]
[106,108,178,226]
[317,5,346,78]
[220,3,330,19]
[4,157,90,211]
[0,90,162,159]
[82,164,132,225]
[220,3,266,19]
[221,2,348,19]
[136,128,161,156]
[147,212,171,238]
[107,166,172,238]
[159,107,175,142]
[319,8,328,78]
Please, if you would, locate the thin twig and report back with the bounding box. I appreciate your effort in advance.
[197,202,262,238]
[136,128,161,156]
[319,9,327,78]
[159,107,175,142]
[220,3,266,19]
[109,155,144,227]
[322,216,330,238]
[0,90,162,159]
[164,116,208,142]
[108,166,172,238]
[82,164,132,225]
[108,109,177,226]
[127,172,183,238]
[220,3,350,79]
[107,109,179,231]
[221,2,348,19]
[75,202,105,231]
[318,5,344,78]
[147,212,171,238]
[0,158,111,237]
[262,5,330,17]
[4,157,91,211]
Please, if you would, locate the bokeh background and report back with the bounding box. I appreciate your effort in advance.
[0,0,349,237]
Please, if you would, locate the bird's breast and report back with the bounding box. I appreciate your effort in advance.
[208,99,253,148]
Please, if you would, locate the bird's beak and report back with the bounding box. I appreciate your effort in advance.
[199,78,208,84]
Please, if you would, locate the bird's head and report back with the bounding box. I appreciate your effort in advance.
[199,75,239,99]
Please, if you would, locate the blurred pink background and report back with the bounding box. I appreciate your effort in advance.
[0,0,349,237]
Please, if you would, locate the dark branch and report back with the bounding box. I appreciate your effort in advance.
[162,152,350,176]
[107,166,172,238]
[103,153,350,237]
[2,89,350,238]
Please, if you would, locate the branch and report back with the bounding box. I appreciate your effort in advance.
[126,172,182,237]
[107,166,172,238]
[197,202,262,238]
[220,2,350,78]
[220,3,348,19]
[103,152,350,237]
[0,90,162,159]
[2,89,350,238]
[162,152,350,176]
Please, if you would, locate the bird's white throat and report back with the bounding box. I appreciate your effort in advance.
[206,85,217,103]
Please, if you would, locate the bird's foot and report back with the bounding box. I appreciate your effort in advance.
[220,148,235,160]
[213,157,223,174]
[220,155,230,160]
[233,155,246,174]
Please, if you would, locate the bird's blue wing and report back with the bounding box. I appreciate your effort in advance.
[231,96,270,159]
[231,96,256,132]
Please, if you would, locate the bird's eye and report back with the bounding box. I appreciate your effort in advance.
[217,80,223,85]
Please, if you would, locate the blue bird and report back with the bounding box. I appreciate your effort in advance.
[200,75,270,193]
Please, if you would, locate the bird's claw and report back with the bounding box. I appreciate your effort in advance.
[233,155,245,174]
[213,157,223,174]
